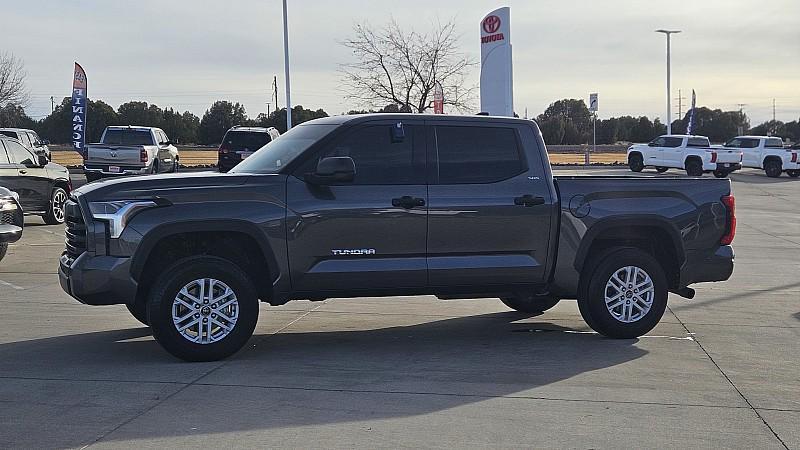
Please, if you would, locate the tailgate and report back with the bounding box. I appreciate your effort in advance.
[86,145,144,165]
[714,149,742,163]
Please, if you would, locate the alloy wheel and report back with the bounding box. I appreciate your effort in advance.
[604,265,654,323]
[172,278,239,344]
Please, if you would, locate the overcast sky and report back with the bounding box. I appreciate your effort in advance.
[4,0,799,125]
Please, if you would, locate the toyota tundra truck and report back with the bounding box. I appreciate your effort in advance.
[720,135,799,178]
[627,134,743,177]
[59,114,736,361]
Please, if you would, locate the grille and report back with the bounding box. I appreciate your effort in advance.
[64,200,87,259]
[1,210,13,224]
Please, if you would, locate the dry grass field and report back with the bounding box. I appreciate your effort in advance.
[51,149,627,167]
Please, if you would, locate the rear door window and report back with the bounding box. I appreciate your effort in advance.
[664,137,684,148]
[435,126,524,184]
[765,138,784,148]
[687,137,710,147]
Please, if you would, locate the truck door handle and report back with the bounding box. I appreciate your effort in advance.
[514,195,545,207]
[392,196,425,209]
[19,170,27,175]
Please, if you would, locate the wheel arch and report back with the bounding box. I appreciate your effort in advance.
[130,220,280,306]
[574,217,685,290]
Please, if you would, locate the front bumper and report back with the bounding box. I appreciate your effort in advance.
[679,245,734,286]
[58,251,137,306]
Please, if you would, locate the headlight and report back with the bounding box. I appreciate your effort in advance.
[89,200,160,238]
[0,197,18,212]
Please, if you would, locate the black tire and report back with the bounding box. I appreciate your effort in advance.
[628,153,644,172]
[787,170,800,178]
[577,247,668,339]
[685,159,704,177]
[0,243,7,262]
[126,301,149,326]
[713,170,728,178]
[172,158,179,173]
[151,160,159,174]
[147,256,259,362]
[43,187,68,225]
[500,293,561,314]
[656,167,669,173]
[764,159,782,178]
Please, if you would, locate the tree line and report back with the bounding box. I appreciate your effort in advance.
[1,96,798,146]
[0,98,328,145]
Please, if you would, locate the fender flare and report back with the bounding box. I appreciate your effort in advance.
[573,215,686,274]
[129,219,280,285]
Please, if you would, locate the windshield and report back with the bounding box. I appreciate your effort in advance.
[223,130,271,150]
[230,124,337,174]
[103,129,154,146]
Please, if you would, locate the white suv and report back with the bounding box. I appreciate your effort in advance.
[720,136,799,178]
[627,135,743,177]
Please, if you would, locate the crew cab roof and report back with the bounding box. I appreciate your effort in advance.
[304,113,535,127]
[105,126,161,131]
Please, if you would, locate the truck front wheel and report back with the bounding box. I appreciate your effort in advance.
[148,256,259,362]
[628,153,644,172]
[500,293,560,314]
[577,248,668,339]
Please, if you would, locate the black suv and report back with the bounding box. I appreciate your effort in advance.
[0,135,71,224]
[217,126,280,172]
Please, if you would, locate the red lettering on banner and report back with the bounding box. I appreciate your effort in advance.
[481,33,505,44]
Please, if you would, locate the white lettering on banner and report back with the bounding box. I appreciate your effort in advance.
[72,88,84,97]
[72,106,84,114]
[73,132,82,140]
[73,114,83,123]
[73,124,83,132]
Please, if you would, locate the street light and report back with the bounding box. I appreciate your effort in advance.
[282,0,292,130]
[655,29,680,135]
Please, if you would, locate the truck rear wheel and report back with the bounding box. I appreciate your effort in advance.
[787,170,800,178]
[764,159,782,178]
[577,247,668,339]
[500,293,560,314]
[628,153,644,172]
[0,243,6,262]
[685,159,703,177]
[713,170,729,178]
[147,256,259,362]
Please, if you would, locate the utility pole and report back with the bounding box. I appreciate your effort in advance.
[656,29,681,134]
[675,89,687,119]
[282,0,292,130]
[773,98,776,122]
[736,103,747,134]
[266,102,271,117]
[50,96,55,114]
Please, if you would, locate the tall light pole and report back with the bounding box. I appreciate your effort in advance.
[656,29,680,135]
[282,0,292,130]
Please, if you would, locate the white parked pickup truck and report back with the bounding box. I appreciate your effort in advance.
[627,134,743,177]
[84,126,179,182]
[719,136,799,178]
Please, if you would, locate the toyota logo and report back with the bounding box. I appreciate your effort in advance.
[482,15,501,34]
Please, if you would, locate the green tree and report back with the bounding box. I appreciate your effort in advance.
[37,97,119,145]
[198,101,248,144]
[117,101,163,128]
[250,105,328,134]
[0,103,36,128]
[537,99,592,144]
[538,116,566,145]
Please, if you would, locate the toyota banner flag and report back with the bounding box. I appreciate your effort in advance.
[71,62,88,157]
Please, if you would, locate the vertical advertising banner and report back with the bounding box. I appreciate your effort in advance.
[687,89,696,135]
[479,7,513,117]
[71,63,88,157]
[433,81,444,114]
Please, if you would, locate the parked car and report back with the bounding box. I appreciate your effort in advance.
[627,134,743,177]
[60,114,735,361]
[218,126,280,172]
[0,134,71,224]
[84,126,179,182]
[0,128,51,160]
[719,136,799,178]
[0,186,24,262]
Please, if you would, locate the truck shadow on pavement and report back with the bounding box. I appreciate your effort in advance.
[0,311,647,445]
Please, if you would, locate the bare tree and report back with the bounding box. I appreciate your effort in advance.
[0,53,29,107]
[340,19,476,114]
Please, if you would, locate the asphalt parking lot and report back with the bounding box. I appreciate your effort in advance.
[1,167,798,449]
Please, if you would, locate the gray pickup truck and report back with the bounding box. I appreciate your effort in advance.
[83,126,179,182]
[59,114,735,361]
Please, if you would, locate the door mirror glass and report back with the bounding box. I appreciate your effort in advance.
[36,154,49,166]
[306,156,356,184]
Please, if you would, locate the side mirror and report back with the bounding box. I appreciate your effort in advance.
[36,154,49,166]
[648,142,657,147]
[305,156,356,184]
